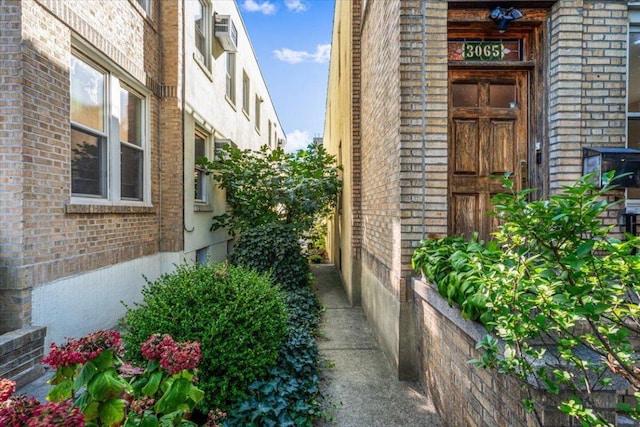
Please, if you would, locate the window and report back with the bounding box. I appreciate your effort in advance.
[629,18,640,198]
[255,95,261,132]
[194,130,208,203]
[194,0,211,69]
[70,52,148,202]
[268,120,272,147]
[242,71,250,115]
[136,0,152,15]
[226,53,236,104]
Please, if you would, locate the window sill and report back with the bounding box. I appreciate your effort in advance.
[255,126,261,135]
[194,203,213,212]
[193,53,213,82]
[65,203,156,215]
[225,96,236,111]
[242,109,250,121]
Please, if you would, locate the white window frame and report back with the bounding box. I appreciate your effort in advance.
[255,94,261,133]
[226,52,236,105]
[136,0,152,16]
[242,71,250,116]
[70,42,151,207]
[194,0,212,70]
[194,128,210,205]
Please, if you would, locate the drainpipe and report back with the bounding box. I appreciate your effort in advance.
[420,0,427,241]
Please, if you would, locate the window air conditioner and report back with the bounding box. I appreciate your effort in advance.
[214,15,238,52]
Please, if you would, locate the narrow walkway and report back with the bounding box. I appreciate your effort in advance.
[312,264,443,427]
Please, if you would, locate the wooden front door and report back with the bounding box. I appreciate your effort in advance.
[448,69,528,241]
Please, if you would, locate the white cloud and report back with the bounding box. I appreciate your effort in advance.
[285,0,308,13]
[285,130,311,152]
[274,43,331,64]
[241,0,277,15]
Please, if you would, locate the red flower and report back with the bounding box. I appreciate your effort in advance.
[0,378,16,402]
[27,400,85,426]
[159,341,202,375]
[42,330,123,369]
[141,334,175,361]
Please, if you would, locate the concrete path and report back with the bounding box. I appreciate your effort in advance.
[312,264,443,427]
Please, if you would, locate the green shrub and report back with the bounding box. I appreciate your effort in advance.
[223,280,325,426]
[229,223,310,290]
[120,262,289,411]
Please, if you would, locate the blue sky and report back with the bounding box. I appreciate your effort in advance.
[238,0,336,151]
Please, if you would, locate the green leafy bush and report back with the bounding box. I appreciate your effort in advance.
[413,172,640,425]
[412,234,501,323]
[223,280,325,426]
[229,223,310,291]
[199,141,341,236]
[121,262,289,411]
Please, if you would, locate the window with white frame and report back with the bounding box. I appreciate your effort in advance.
[194,129,208,203]
[70,52,148,202]
[242,71,250,115]
[629,14,640,199]
[194,0,211,69]
[255,95,261,132]
[226,53,236,104]
[136,0,152,15]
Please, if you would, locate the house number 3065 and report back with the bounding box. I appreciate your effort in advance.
[462,42,504,61]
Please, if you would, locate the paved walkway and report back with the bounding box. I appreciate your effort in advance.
[19,264,443,427]
[312,264,443,427]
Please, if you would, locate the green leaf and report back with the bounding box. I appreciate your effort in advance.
[155,378,191,414]
[46,378,73,402]
[576,240,595,257]
[98,398,126,425]
[88,369,127,400]
[141,371,163,397]
[92,350,115,371]
[74,360,99,391]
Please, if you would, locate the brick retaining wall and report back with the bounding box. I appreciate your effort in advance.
[0,326,46,388]
[412,277,630,427]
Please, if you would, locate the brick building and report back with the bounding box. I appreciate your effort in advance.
[324,0,635,421]
[0,0,283,385]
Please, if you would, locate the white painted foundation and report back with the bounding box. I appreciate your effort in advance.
[32,252,183,351]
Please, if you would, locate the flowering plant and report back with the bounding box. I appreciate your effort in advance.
[41,331,205,427]
[123,334,204,426]
[0,379,84,426]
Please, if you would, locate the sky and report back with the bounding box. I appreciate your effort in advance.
[238,0,336,152]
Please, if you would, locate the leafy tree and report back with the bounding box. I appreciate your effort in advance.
[199,142,341,236]
[476,173,640,426]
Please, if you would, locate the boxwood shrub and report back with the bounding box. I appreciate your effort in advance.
[120,262,289,411]
[229,223,310,291]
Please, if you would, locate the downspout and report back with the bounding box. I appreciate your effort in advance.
[420,0,427,241]
[181,0,188,236]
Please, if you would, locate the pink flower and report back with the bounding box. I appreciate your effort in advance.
[0,395,42,426]
[27,400,85,426]
[159,341,202,375]
[0,378,16,402]
[42,330,122,369]
[141,334,175,361]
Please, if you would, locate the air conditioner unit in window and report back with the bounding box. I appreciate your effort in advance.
[214,15,238,52]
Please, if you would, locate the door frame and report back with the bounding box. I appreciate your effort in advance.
[446,9,548,239]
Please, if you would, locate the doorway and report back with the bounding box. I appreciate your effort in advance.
[448,69,529,241]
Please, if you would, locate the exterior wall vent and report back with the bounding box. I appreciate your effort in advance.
[214,15,238,52]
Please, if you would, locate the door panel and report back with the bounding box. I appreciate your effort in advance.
[449,70,528,241]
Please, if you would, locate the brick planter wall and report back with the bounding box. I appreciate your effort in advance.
[412,277,628,427]
[0,326,46,388]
